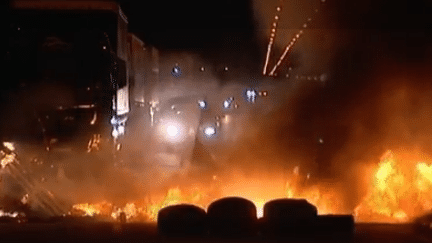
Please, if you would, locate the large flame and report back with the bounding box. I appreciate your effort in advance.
[70,166,344,222]
[71,188,208,221]
[70,150,432,223]
[355,150,432,223]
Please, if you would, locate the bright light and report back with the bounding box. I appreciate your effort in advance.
[204,126,216,137]
[118,125,125,135]
[158,120,185,143]
[2,142,15,151]
[223,97,234,108]
[112,128,119,139]
[171,65,182,78]
[223,100,230,108]
[166,125,179,137]
[198,100,207,109]
[246,89,257,103]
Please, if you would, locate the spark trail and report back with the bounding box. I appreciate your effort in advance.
[263,1,283,75]
[268,1,325,76]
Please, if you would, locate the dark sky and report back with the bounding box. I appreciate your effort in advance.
[5,0,432,63]
[116,0,432,48]
[117,0,255,50]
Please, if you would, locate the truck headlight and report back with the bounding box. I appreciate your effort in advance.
[166,125,179,137]
[158,120,185,143]
[204,126,216,137]
[198,100,207,109]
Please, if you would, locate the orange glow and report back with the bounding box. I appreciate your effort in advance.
[355,150,432,223]
[72,202,107,217]
[70,150,432,223]
[253,199,266,218]
[1,151,16,169]
[70,166,344,221]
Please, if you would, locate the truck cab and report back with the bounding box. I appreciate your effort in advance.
[4,0,131,179]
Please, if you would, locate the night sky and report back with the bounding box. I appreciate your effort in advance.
[116,0,432,52]
[5,0,432,67]
[116,0,432,77]
[117,0,255,49]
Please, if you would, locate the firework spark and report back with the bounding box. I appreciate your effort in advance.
[263,1,283,75]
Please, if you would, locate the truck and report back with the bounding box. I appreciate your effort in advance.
[4,0,259,183]
[3,0,158,180]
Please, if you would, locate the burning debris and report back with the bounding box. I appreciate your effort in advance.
[69,166,344,223]
[68,148,432,225]
[1,142,69,219]
[70,187,208,222]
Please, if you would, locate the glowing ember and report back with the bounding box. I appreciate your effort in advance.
[70,168,345,222]
[71,188,208,222]
[355,150,432,223]
[71,150,432,224]
[72,203,104,217]
[0,210,19,218]
[1,151,16,169]
[252,199,266,218]
[146,187,207,221]
[283,166,342,215]
[111,203,145,221]
[2,142,15,151]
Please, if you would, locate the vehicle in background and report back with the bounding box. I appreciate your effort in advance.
[4,0,157,179]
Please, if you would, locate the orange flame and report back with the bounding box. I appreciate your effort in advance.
[70,166,346,221]
[355,150,432,223]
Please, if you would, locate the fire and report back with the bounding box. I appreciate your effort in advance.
[146,187,208,220]
[72,202,111,217]
[2,142,15,151]
[71,188,207,221]
[0,210,19,218]
[70,151,432,224]
[1,142,17,169]
[252,199,266,218]
[0,152,16,169]
[282,166,342,215]
[70,167,346,222]
[355,150,432,223]
[111,203,144,221]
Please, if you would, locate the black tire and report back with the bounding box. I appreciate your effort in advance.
[157,204,207,237]
[262,198,318,237]
[206,197,258,237]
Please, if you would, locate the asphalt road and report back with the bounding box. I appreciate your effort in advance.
[0,222,430,243]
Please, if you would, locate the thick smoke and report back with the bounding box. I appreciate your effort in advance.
[251,0,432,211]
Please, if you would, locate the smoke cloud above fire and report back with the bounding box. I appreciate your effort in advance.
[249,0,432,213]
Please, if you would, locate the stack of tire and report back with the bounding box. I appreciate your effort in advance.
[157,197,258,238]
[157,204,207,237]
[206,197,258,237]
[261,198,318,238]
[157,197,355,239]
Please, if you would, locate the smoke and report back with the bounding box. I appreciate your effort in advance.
[249,0,432,212]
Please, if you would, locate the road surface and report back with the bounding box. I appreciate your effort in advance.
[0,221,430,243]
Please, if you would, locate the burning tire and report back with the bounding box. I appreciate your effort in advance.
[157,204,207,237]
[261,198,318,237]
[206,197,258,237]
